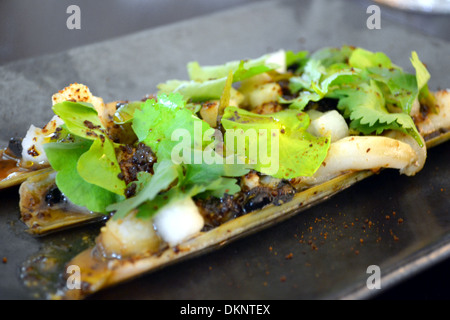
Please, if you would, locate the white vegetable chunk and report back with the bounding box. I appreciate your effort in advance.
[307,110,349,142]
[21,115,64,166]
[246,82,282,109]
[200,100,219,127]
[241,171,260,190]
[264,49,286,74]
[98,212,162,258]
[153,197,204,246]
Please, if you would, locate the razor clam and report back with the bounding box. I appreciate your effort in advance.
[19,169,106,235]
[53,127,449,300]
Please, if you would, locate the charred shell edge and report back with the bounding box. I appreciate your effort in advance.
[56,130,450,299]
[18,168,107,235]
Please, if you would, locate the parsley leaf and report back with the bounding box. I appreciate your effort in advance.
[283,46,430,146]
[107,160,181,220]
[330,80,423,146]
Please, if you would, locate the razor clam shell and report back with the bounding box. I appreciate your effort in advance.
[422,130,450,149]
[0,149,49,190]
[59,169,374,300]
[0,169,47,190]
[55,129,450,300]
[19,168,106,235]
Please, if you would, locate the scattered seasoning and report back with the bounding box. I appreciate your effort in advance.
[280,276,286,282]
[398,218,404,224]
[285,253,293,260]
[2,257,7,264]
[27,145,40,157]
[389,229,399,241]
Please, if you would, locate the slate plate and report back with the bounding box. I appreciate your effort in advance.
[0,0,449,300]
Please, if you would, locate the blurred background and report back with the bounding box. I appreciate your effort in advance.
[0,0,449,300]
[1,0,450,66]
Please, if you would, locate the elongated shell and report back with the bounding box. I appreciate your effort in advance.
[0,148,49,190]
[19,169,106,235]
[55,129,450,300]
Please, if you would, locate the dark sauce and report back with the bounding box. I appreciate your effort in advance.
[198,180,296,231]
[0,139,25,180]
[45,186,67,206]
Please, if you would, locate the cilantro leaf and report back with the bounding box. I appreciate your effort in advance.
[180,149,249,197]
[282,68,356,110]
[285,50,309,72]
[133,159,247,220]
[308,45,354,68]
[363,67,418,115]
[107,160,181,219]
[283,46,428,146]
[330,80,423,146]
[114,151,248,220]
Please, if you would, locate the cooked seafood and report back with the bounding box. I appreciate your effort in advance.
[294,133,426,187]
[19,169,106,235]
[1,46,449,299]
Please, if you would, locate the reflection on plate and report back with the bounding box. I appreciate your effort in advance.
[374,0,450,13]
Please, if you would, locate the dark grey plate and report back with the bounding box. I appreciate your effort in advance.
[0,0,449,300]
